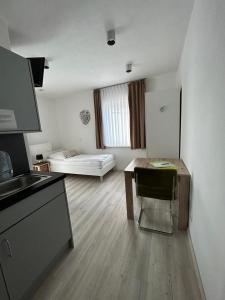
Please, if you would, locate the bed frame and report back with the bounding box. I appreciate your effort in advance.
[49,159,115,182]
[29,143,116,182]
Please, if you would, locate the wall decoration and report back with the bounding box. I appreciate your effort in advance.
[80,110,91,125]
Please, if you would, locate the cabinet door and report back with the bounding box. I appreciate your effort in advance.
[0,46,41,132]
[0,267,9,300]
[0,193,71,300]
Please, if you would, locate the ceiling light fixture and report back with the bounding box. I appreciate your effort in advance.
[107,29,115,46]
[126,63,132,73]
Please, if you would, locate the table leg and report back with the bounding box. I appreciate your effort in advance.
[178,175,190,230]
[124,172,134,220]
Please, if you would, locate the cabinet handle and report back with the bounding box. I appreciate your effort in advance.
[4,239,13,258]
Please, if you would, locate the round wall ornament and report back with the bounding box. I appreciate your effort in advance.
[80,110,91,125]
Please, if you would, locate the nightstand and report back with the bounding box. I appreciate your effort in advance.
[33,161,50,172]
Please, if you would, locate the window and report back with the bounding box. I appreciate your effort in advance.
[101,83,130,147]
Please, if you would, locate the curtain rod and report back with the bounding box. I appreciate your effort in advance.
[96,78,146,91]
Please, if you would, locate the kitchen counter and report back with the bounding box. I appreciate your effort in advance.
[0,171,66,211]
[0,171,73,300]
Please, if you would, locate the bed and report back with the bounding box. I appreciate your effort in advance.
[29,143,116,181]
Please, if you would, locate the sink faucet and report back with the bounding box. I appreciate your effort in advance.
[0,151,13,183]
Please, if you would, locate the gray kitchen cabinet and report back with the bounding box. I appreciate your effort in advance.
[0,267,9,300]
[0,193,72,300]
[0,46,41,132]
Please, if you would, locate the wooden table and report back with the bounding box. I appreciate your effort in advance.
[124,158,190,230]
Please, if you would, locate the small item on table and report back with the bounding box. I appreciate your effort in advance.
[33,161,50,172]
[150,161,177,169]
[36,154,43,163]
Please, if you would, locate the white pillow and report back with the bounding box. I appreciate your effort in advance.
[63,149,79,158]
[48,151,65,160]
[48,149,79,160]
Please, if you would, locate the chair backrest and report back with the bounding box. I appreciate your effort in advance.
[134,167,177,200]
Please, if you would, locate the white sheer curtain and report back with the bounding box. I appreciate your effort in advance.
[101,83,130,147]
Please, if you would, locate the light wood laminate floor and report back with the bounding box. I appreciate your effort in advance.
[32,171,202,300]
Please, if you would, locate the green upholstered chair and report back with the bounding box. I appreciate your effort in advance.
[134,167,177,234]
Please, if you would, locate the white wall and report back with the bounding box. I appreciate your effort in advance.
[146,73,180,158]
[55,90,146,170]
[52,72,180,170]
[178,1,225,299]
[26,96,61,149]
[25,71,180,169]
[146,90,180,158]
[146,72,179,93]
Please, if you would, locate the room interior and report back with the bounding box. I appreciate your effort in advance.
[0,0,225,299]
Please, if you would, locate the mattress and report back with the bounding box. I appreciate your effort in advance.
[48,154,114,170]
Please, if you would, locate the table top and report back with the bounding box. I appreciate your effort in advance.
[124,158,190,176]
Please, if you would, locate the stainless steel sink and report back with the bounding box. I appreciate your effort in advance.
[0,174,52,198]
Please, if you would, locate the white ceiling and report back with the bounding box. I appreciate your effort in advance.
[0,0,194,99]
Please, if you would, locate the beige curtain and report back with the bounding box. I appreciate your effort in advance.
[128,79,146,149]
[93,89,105,149]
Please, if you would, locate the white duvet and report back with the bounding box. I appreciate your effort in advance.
[48,154,114,169]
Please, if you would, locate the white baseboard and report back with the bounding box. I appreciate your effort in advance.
[187,230,207,300]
